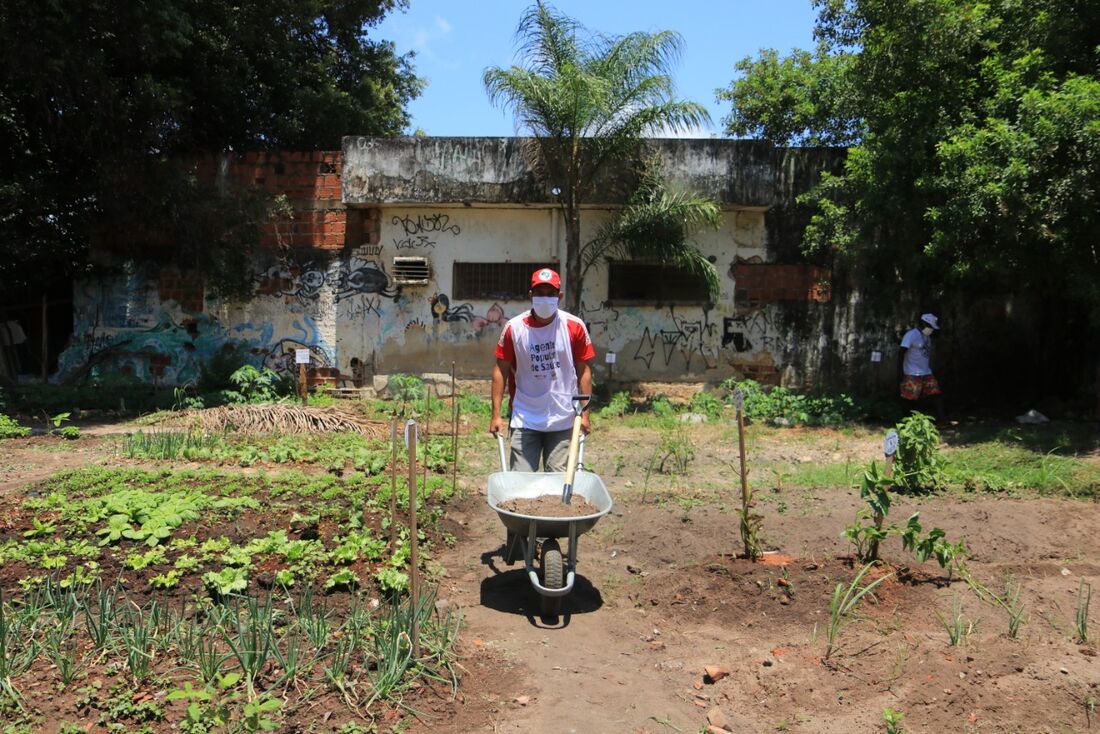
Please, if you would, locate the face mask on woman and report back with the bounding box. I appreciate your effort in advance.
[531,296,559,320]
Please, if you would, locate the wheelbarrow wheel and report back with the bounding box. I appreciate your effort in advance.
[540,539,564,616]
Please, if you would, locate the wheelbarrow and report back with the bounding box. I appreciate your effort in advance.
[486,432,613,615]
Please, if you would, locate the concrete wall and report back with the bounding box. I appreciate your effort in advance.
[58,139,851,389]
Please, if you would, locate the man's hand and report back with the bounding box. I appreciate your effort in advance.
[580,411,591,434]
[489,416,507,436]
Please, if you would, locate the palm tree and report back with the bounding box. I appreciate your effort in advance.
[484,2,715,312]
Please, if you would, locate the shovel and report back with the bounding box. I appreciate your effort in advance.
[561,394,591,504]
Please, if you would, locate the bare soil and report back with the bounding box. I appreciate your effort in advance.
[421,420,1100,734]
[1,417,1098,733]
[498,494,597,517]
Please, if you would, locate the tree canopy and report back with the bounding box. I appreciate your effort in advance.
[0,0,421,294]
[720,0,1100,320]
[484,1,714,312]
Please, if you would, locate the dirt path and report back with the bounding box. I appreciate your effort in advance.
[0,434,121,495]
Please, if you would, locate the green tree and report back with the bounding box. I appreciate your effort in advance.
[0,0,421,294]
[483,1,714,312]
[720,0,1100,319]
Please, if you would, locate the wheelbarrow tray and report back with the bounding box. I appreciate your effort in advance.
[487,470,613,539]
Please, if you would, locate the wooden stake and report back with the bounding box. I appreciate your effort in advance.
[298,362,308,405]
[406,419,420,657]
[871,431,899,563]
[450,362,457,498]
[736,403,750,558]
[389,418,397,546]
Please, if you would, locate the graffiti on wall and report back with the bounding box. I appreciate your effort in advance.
[391,213,461,250]
[426,294,508,340]
[429,294,474,323]
[631,313,718,371]
[580,300,620,335]
[723,309,787,353]
[261,339,332,374]
[258,257,401,307]
[333,261,400,302]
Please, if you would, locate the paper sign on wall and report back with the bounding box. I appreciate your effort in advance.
[871,350,883,363]
[295,349,310,364]
[605,352,617,364]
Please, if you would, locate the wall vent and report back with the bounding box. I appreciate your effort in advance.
[392,256,431,285]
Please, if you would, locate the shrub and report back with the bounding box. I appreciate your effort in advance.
[720,378,858,426]
[599,391,631,418]
[894,412,946,492]
[222,365,289,404]
[689,391,724,421]
[0,413,31,439]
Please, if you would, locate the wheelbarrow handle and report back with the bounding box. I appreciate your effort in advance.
[496,432,508,473]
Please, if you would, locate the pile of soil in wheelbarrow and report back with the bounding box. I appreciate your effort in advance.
[499,494,595,517]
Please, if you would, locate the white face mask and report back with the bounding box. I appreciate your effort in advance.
[531,296,559,320]
[921,326,934,336]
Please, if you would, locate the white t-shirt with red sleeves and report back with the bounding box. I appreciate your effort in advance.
[495,310,595,432]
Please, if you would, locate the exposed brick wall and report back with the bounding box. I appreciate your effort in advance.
[195,151,349,251]
[733,263,832,302]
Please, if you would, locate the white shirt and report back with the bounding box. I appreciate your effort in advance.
[498,311,592,432]
[900,328,933,376]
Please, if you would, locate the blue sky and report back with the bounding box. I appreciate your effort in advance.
[375,1,819,137]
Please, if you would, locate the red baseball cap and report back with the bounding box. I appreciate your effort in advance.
[530,268,561,290]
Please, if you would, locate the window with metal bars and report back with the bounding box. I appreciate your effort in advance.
[607,261,709,303]
[452,261,559,301]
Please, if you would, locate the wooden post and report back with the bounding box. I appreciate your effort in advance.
[298,362,308,405]
[736,402,750,558]
[405,419,420,657]
[870,431,899,562]
[450,362,458,498]
[40,293,48,381]
[389,418,397,546]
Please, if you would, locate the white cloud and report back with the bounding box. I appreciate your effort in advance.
[645,121,719,139]
[411,15,453,58]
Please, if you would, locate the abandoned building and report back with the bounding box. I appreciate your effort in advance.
[22,136,875,393]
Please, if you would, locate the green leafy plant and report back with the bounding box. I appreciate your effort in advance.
[721,379,859,426]
[58,425,81,440]
[222,365,287,404]
[323,569,361,591]
[202,567,249,597]
[23,516,57,539]
[894,412,945,492]
[844,461,894,562]
[689,390,724,420]
[375,566,409,594]
[599,391,631,418]
[149,570,183,589]
[883,707,905,734]
[0,414,31,439]
[388,373,424,415]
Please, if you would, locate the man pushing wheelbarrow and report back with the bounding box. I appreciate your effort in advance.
[489,267,594,470]
[486,268,612,615]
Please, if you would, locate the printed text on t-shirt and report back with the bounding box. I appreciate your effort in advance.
[529,340,559,374]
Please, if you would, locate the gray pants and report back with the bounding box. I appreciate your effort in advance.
[509,427,572,472]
